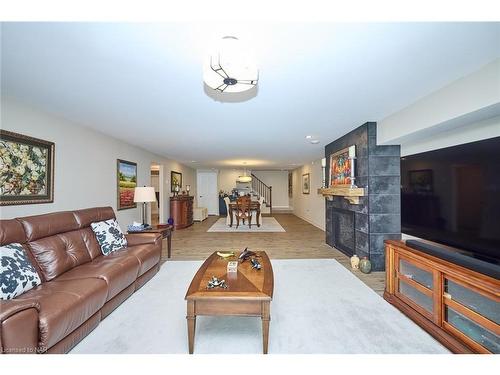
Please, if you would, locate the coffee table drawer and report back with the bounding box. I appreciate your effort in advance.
[195,300,263,316]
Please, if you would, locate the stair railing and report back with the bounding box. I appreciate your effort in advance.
[251,174,272,214]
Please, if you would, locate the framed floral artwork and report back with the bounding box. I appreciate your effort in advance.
[0,130,55,206]
[117,159,137,210]
[302,173,310,194]
[171,170,182,193]
[329,145,355,187]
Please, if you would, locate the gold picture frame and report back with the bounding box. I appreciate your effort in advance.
[0,130,55,206]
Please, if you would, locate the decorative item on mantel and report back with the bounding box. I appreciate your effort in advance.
[321,157,327,188]
[359,257,372,274]
[318,144,366,204]
[350,254,360,270]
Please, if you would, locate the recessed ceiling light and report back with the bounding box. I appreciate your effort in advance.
[305,135,313,139]
[310,139,320,144]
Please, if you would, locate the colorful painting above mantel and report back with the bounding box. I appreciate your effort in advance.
[0,130,55,206]
[329,145,355,187]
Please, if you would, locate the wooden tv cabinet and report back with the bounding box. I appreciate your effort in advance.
[384,240,499,354]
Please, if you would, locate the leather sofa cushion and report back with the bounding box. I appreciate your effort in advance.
[17,278,108,350]
[0,219,27,246]
[57,250,140,300]
[18,211,80,242]
[126,244,161,276]
[72,207,115,229]
[79,227,103,259]
[27,230,93,281]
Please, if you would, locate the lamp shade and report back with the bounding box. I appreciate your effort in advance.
[237,175,252,183]
[133,186,156,203]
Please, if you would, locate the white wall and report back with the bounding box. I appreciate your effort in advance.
[0,97,196,228]
[378,59,500,146]
[291,160,325,230]
[252,170,290,209]
[401,115,500,156]
[218,169,246,194]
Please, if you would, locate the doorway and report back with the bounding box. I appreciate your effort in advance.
[150,163,164,225]
[196,170,219,215]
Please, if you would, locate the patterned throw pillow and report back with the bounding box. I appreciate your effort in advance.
[1,243,42,300]
[90,219,128,256]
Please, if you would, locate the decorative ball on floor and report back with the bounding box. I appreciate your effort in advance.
[359,257,372,274]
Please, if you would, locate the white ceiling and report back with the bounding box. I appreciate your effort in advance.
[2,22,499,169]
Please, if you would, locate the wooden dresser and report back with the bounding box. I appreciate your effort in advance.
[170,195,194,229]
[384,240,499,354]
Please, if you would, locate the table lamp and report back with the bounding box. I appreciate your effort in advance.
[134,186,157,226]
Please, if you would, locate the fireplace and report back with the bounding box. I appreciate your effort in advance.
[324,122,401,271]
[327,207,356,256]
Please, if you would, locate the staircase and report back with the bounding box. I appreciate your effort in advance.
[251,173,272,214]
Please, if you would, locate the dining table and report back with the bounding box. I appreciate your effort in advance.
[228,201,261,227]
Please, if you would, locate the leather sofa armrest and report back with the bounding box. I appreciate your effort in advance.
[1,299,40,354]
[0,299,39,323]
[125,232,162,247]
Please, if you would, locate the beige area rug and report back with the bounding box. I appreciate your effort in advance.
[207,217,286,232]
[71,259,449,354]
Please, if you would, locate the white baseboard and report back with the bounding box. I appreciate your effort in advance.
[292,212,325,231]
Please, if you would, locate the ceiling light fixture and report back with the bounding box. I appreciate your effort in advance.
[203,36,258,93]
[237,162,252,183]
[305,135,313,139]
[310,139,320,144]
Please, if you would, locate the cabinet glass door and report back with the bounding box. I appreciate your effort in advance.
[399,281,434,314]
[446,307,500,354]
[443,276,500,353]
[399,258,433,289]
[445,279,499,324]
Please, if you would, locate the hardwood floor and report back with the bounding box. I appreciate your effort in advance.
[165,214,385,296]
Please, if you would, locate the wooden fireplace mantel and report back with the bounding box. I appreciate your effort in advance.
[317,187,365,204]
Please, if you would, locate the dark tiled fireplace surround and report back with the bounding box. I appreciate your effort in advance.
[325,122,401,271]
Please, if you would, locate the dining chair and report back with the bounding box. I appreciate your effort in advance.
[256,196,265,225]
[223,197,235,226]
[235,196,252,228]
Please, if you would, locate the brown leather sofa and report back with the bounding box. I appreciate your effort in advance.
[0,206,162,354]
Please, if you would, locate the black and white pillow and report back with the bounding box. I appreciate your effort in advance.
[90,219,127,256]
[1,243,42,300]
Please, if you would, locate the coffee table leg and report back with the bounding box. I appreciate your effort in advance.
[262,301,270,354]
[187,301,196,354]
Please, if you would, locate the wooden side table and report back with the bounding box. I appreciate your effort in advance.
[128,224,173,258]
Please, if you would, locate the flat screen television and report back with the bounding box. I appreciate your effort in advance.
[401,136,500,264]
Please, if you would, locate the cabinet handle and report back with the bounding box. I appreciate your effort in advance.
[443,292,452,300]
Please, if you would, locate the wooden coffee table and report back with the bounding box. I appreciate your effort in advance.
[185,251,274,354]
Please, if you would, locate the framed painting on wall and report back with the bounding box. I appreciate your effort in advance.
[117,159,137,210]
[0,130,55,206]
[171,170,182,192]
[302,173,310,194]
[329,145,355,187]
